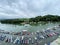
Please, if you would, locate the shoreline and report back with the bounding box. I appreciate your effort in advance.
[50,36,60,45]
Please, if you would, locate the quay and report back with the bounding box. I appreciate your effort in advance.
[50,36,60,45]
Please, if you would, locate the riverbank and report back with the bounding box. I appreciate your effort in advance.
[1,21,60,26]
[0,15,60,25]
[50,36,60,45]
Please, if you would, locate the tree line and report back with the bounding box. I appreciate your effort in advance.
[0,15,60,24]
[29,15,60,22]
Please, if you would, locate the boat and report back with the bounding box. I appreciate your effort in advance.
[24,24,30,27]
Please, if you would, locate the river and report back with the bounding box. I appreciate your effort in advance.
[0,22,60,45]
[0,22,60,32]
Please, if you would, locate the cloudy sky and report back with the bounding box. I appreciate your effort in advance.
[0,0,60,19]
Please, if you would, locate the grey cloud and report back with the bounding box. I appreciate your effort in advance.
[0,0,60,19]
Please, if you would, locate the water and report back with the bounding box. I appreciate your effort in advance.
[0,22,60,45]
[0,22,60,32]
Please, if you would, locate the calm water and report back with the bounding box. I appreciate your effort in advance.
[0,22,60,45]
[0,22,60,32]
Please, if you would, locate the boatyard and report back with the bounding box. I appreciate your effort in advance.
[0,24,60,45]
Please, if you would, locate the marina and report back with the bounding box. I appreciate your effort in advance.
[0,0,60,45]
[0,23,60,45]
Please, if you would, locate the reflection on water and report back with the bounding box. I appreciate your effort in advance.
[0,22,60,32]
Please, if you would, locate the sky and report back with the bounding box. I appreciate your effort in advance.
[0,0,60,19]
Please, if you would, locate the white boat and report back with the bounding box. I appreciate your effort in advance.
[13,37,20,44]
[24,24,30,27]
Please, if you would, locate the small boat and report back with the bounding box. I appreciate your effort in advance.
[24,24,30,27]
[0,34,6,41]
[13,37,20,44]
